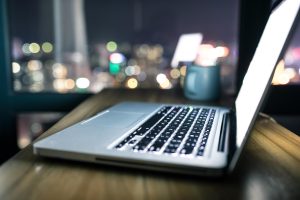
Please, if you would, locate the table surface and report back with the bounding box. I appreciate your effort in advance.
[0,89,299,200]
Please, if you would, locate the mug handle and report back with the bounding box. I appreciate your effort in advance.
[185,72,197,94]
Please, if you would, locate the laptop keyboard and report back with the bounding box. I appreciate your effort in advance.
[114,106,216,157]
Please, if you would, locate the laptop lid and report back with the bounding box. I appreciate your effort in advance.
[229,0,300,170]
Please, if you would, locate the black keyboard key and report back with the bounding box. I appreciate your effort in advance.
[133,107,183,151]
[115,106,172,149]
[128,139,137,145]
[179,108,209,155]
[197,149,204,156]
[146,107,189,152]
[196,109,216,156]
[135,106,172,134]
[164,145,179,154]
[180,146,194,154]
[148,137,168,152]
[116,105,217,158]
[163,108,198,154]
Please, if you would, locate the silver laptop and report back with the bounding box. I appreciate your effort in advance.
[34,0,300,176]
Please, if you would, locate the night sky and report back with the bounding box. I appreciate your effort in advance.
[8,0,240,47]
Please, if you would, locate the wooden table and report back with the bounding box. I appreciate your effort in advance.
[0,89,299,200]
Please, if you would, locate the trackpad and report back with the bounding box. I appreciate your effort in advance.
[89,111,145,128]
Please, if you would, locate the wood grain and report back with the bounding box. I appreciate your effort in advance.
[0,89,299,200]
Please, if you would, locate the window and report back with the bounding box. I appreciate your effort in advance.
[2,0,241,157]
[272,23,300,85]
[9,0,239,93]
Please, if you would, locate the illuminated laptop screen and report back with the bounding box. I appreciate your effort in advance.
[235,0,300,148]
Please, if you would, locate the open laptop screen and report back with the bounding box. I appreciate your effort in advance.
[235,0,300,149]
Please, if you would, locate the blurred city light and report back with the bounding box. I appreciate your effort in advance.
[10,35,242,93]
[156,73,167,84]
[53,79,66,92]
[215,46,230,57]
[22,43,30,54]
[285,68,297,79]
[278,73,290,85]
[170,68,181,79]
[14,80,22,91]
[127,77,138,89]
[11,39,241,93]
[127,58,138,66]
[156,73,172,89]
[125,65,141,76]
[76,77,90,89]
[12,62,21,73]
[180,66,187,76]
[31,71,44,82]
[291,47,300,60]
[159,79,172,89]
[195,44,230,66]
[29,42,40,54]
[196,44,218,66]
[272,60,285,85]
[42,42,53,53]
[64,79,75,90]
[110,53,125,64]
[18,136,31,149]
[27,60,42,71]
[52,63,68,78]
[271,60,298,85]
[106,41,118,52]
[109,62,121,74]
[29,83,44,92]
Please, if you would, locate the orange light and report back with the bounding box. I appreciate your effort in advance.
[127,78,138,89]
[215,46,230,57]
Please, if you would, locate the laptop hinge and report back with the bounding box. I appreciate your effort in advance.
[217,113,229,152]
[227,109,237,164]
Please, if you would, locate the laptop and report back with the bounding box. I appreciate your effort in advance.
[33,0,300,176]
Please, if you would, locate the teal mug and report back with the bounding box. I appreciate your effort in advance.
[184,65,220,101]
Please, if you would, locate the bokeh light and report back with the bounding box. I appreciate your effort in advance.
[76,77,90,89]
[22,43,30,54]
[65,79,75,90]
[52,63,68,78]
[215,46,229,57]
[27,60,42,71]
[110,53,125,64]
[31,71,44,82]
[53,79,66,92]
[156,73,167,84]
[170,68,181,79]
[29,43,40,54]
[12,62,21,73]
[196,44,218,66]
[106,41,118,52]
[125,65,141,76]
[272,60,297,85]
[180,66,187,76]
[109,62,121,74]
[42,42,53,53]
[285,68,296,79]
[127,78,138,89]
[156,73,172,89]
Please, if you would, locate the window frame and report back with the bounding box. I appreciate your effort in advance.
[0,0,90,162]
